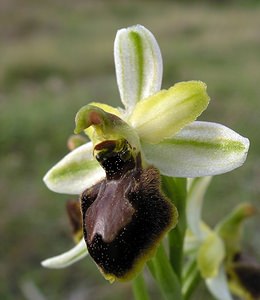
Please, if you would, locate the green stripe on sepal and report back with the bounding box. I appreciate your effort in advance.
[43,142,105,195]
[141,121,249,177]
[130,81,210,143]
[41,238,88,269]
[114,25,163,114]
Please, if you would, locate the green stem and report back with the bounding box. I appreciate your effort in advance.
[148,243,182,300]
[132,273,150,300]
[161,176,187,279]
[182,259,201,300]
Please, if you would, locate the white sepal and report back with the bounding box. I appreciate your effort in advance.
[114,24,162,114]
[141,121,249,177]
[43,142,105,195]
[186,177,212,239]
[41,238,88,269]
[206,266,233,300]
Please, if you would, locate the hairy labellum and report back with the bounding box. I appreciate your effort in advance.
[229,253,260,299]
[80,139,177,282]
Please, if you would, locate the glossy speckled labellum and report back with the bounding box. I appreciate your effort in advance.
[80,139,178,282]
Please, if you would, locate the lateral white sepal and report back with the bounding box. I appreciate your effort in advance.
[41,238,88,269]
[141,121,249,177]
[43,142,105,195]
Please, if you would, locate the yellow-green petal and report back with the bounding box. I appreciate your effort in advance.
[129,81,209,143]
[197,232,225,278]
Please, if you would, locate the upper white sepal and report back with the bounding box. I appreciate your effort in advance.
[114,25,163,114]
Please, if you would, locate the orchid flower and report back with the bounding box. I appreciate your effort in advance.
[41,25,249,284]
[184,177,257,300]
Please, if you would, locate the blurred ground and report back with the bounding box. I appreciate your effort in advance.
[0,0,259,299]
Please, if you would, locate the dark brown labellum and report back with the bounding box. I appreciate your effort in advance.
[80,139,177,281]
[230,252,260,299]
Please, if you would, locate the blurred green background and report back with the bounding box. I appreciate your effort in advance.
[0,0,259,299]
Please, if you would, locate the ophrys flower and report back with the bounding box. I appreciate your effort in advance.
[42,25,249,282]
[185,177,257,300]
